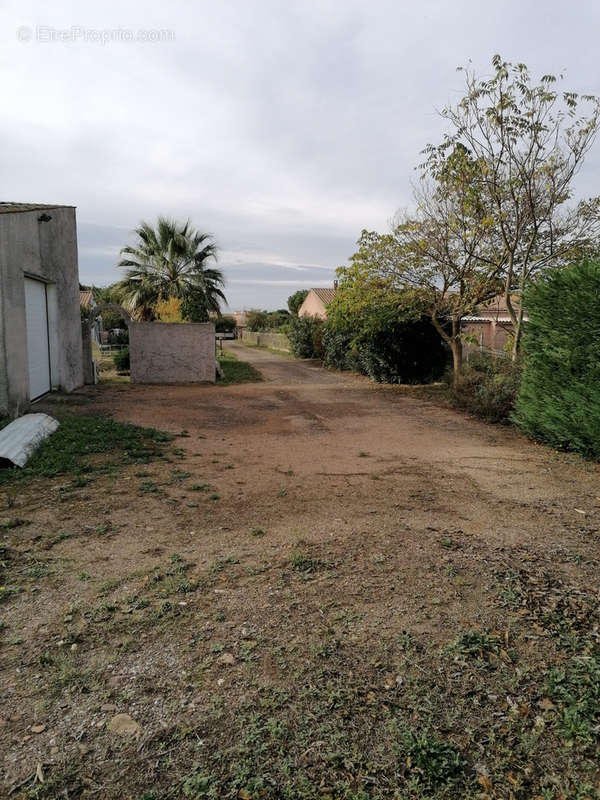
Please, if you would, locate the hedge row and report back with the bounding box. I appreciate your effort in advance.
[514,260,600,458]
[287,314,447,384]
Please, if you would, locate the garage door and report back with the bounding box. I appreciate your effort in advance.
[24,277,51,400]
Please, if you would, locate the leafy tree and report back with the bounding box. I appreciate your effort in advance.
[268,309,291,329]
[180,291,210,322]
[325,261,447,383]
[92,283,128,330]
[155,297,183,322]
[246,310,270,331]
[287,289,309,315]
[390,143,505,386]
[117,217,226,320]
[426,55,600,357]
[343,141,504,387]
[215,315,237,332]
[246,309,289,331]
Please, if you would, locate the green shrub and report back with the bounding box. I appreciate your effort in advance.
[287,289,309,315]
[322,326,357,370]
[246,309,290,332]
[356,318,447,384]
[451,351,521,423]
[214,315,236,333]
[113,347,130,372]
[323,317,447,383]
[288,315,325,358]
[514,260,600,457]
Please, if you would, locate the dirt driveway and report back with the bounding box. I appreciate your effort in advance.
[83,339,597,517]
[3,343,600,798]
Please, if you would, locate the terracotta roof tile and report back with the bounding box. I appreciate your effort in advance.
[310,288,337,304]
[79,290,93,308]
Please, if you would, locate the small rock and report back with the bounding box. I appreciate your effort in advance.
[64,615,73,623]
[70,643,78,651]
[31,724,46,734]
[107,713,140,736]
[217,652,235,666]
[100,703,117,712]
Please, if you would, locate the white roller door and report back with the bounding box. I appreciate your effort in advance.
[24,277,51,400]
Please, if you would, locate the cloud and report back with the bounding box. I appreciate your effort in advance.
[2,0,600,309]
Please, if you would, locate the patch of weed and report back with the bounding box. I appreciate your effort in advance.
[217,353,263,385]
[290,551,327,574]
[546,649,600,747]
[140,480,160,494]
[447,629,500,660]
[171,469,191,483]
[0,415,172,487]
[0,518,29,529]
[210,556,240,574]
[400,728,467,788]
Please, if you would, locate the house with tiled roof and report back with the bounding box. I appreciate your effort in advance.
[297,284,338,320]
[462,294,527,354]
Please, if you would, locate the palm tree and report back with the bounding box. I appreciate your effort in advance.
[117,217,226,321]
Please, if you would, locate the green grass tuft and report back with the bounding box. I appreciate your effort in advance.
[217,351,263,385]
[0,415,173,486]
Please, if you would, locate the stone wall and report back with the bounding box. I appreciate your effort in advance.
[241,330,290,352]
[129,322,216,384]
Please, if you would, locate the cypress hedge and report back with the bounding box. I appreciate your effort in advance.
[514,260,600,457]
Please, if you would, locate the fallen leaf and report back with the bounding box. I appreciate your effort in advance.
[538,697,556,711]
[108,713,140,736]
[477,775,493,792]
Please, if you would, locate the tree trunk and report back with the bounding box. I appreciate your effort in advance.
[511,307,523,360]
[450,337,463,389]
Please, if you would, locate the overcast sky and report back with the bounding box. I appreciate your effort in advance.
[2,1,600,310]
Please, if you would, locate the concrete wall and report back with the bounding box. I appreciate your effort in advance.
[129,322,216,384]
[298,291,327,320]
[0,206,83,417]
[241,330,290,351]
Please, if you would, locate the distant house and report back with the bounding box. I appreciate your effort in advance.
[79,289,94,310]
[0,202,83,417]
[462,295,526,354]
[298,286,337,320]
[232,310,247,332]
